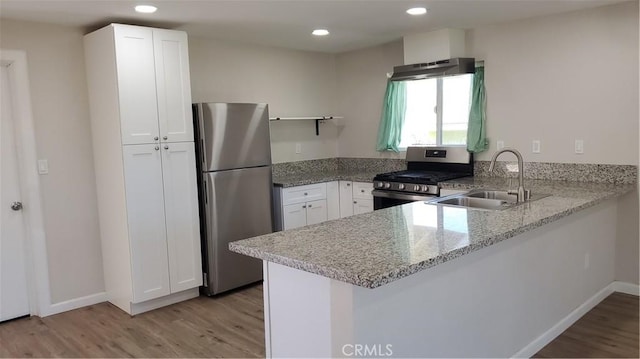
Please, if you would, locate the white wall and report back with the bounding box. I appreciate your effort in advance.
[467,0,639,165]
[0,20,104,303]
[188,37,338,163]
[336,1,639,166]
[335,40,405,159]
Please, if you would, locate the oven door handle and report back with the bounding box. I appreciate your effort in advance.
[371,190,435,202]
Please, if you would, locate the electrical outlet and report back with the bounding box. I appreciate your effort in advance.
[575,139,584,154]
[532,140,541,153]
[497,140,504,150]
[295,143,302,154]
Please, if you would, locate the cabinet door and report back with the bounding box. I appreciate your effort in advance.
[338,181,354,218]
[114,25,160,145]
[326,181,340,221]
[283,203,307,230]
[306,199,328,226]
[153,29,194,143]
[353,199,374,215]
[122,144,170,303]
[161,142,202,293]
[353,182,374,199]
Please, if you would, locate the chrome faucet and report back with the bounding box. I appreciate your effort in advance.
[488,148,530,202]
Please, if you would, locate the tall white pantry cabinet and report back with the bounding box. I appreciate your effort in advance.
[84,24,202,315]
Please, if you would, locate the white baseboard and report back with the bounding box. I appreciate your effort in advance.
[129,287,199,315]
[611,281,640,296]
[511,284,615,358]
[43,291,108,317]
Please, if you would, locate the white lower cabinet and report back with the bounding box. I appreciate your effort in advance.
[276,181,374,231]
[339,181,374,218]
[280,183,329,230]
[118,142,202,311]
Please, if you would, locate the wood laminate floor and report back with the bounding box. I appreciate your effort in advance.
[1,286,637,358]
[0,284,265,358]
[535,292,639,358]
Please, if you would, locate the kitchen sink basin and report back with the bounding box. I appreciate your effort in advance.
[428,189,550,211]
[436,197,512,210]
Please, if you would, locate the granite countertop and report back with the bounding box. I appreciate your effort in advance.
[230,178,635,289]
[273,170,379,187]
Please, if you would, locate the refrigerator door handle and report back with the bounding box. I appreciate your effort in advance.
[204,177,208,205]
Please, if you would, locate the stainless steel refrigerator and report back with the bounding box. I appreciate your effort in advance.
[193,103,273,295]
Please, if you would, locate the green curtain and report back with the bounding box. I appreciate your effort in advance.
[467,67,488,153]
[376,80,407,152]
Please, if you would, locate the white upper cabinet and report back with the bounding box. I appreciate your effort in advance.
[153,29,194,143]
[114,25,160,145]
[113,25,193,145]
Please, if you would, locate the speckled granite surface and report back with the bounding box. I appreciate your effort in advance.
[230,179,635,288]
[273,157,404,187]
[273,170,379,187]
[474,161,637,184]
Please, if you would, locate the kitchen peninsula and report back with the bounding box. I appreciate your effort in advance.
[230,178,635,358]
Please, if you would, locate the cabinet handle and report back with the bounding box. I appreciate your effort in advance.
[347,183,351,186]
[154,136,159,141]
[304,192,308,196]
[154,146,160,151]
[163,136,168,140]
[302,205,307,208]
[361,190,365,193]
[308,204,312,208]
[164,145,169,150]
[353,201,357,204]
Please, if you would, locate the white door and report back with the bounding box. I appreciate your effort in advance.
[283,203,306,230]
[153,29,193,143]
[114,25,160,145]
[338,181,354,218]
[161,142,202,293]
[122,144,171,302]
[306,199,328,226]
[0,65,30,321]
[353,199,374,215]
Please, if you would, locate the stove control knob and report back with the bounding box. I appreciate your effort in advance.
[413,185,420,191]
[375,181,383,188]
[398,184,405,190]
[421,185,429,192]
[383,182,391,189]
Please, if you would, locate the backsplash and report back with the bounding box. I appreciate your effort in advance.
[273,158,637,185]
[272,157,405,177]
[475,161,637,184]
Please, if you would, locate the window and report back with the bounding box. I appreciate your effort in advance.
[399,74,473,149]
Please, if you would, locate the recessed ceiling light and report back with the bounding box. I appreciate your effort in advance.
[406,7,428,16]
[312,29,330,36]
[135,5,157,14]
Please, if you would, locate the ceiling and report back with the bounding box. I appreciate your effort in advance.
[0,0,629,53]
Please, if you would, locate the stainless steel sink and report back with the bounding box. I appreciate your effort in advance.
[466,190,518,202]
[428,189,550,211]
[436,196,512,210]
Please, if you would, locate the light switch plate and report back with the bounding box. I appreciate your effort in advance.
[295,143,302,154]
[532,140,541,153]
[497,140,504,150]
[575,139,584,154]
[37,159,49,175]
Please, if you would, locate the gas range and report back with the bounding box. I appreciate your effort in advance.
[372,146,474,209]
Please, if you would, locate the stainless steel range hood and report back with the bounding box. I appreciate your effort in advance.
[390,57,475,81]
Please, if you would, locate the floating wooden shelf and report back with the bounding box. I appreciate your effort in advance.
[269,116,344,136]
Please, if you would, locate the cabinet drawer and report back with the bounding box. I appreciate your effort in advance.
[353,182,374,200]
[282,183,327,205]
